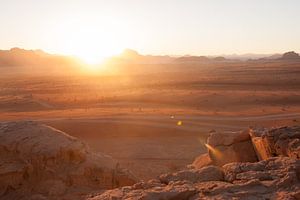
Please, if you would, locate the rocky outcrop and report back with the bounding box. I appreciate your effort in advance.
[250,126,300,160]
[0,121,137,199]
[89,126,300,199]
[159,166,224,184]
[89,156,300,200]
[2,122,299,200]
[192,130,258,168]
[193,126,300,169]
[190,153,212,169]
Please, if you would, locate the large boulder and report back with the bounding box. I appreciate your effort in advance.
[206,130,258,166]
[0,121,137,199]
[250,126,300,160]
[207,130,251,146]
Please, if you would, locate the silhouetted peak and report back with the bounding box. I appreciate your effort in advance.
[176,55,209,62]
[10,47,25,52]
[281,51,300,59]
[214,56,226,61]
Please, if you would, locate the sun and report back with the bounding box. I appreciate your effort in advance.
[51,17,130,65]
[73,37,120,65]
[77,51,106,65]
[71,36,122,65]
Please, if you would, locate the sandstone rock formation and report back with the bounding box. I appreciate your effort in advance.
[2,122,299,200]
[193,126,300,169]
[250,126,300,160]
[89,156,300,200]
[190,153,212,169]
[159,166,224,184]
[195,130,258,167]
[88,126,300,200]
[0,121,137,200]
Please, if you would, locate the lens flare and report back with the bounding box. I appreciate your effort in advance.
[205,143,222,158]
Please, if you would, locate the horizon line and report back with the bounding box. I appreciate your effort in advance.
[1,47,298,58]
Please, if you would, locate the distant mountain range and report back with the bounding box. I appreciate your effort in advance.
[107,49,231,64]
[0,48,299,68]
[106,49,174,64]
[108,49,300,64]
[0,48,82,68]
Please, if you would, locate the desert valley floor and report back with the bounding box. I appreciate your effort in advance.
[0,61,299,180]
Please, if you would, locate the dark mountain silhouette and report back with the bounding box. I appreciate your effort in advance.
[281,51,300,60]
[252,51,300,61]
[213,56,226,61]
[0,48,82,68]
[176,56,210,62]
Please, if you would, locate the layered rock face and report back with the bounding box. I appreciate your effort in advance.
[89,157,300,199]
[0,121,137,199]
[250,126,300,160]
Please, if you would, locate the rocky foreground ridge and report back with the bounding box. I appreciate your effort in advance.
[0,121,300,199]
[90,126,300,200]
[0,121,137,200]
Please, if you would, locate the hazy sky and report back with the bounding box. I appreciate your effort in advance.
[1,0,300,62]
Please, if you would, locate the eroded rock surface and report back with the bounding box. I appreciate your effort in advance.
[204,130,258,166]
[89,157,300,200]
[91,126,300,200]
[250,126,300,160]
[159,165,224,184]
[190,153,212,169]
[193,126,300,168]
[2,122,300,200]
[0,121,137,199]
